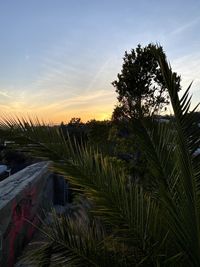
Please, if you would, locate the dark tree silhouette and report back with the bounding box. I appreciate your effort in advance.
[112,43,181,120]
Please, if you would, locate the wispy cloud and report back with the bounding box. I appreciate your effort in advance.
[9,42,119,122]
[171,16,200,36]
[171,52,200,110]
[35,89,115,111]
[172,53,200,89]
[0,90,11,98]
[0,43,117,122]
[16,42,118,115]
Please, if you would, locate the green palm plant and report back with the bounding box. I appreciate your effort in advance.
[1,47,200,266]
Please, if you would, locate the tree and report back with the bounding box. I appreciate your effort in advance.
[86,119,114,154]
[112,43,181,120]
[65,117,87,144]
[68,117,82,125]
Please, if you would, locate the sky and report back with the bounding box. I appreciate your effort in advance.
[0,0,200,123]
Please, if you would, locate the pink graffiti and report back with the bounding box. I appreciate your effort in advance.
[7,186,39,267]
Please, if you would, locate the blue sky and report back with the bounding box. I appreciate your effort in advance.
[0,0,200,122]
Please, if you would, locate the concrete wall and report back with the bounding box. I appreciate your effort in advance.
[0,161,51,267]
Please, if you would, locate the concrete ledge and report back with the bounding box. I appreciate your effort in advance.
[0,161,51,267]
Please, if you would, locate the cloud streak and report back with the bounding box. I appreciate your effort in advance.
[2,42,119,122]
[0,90,11,98]
[171,16,200,36]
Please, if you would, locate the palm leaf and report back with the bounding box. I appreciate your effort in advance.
[22,209,130,267]
[130,47,200,265]
[0,117,160,265]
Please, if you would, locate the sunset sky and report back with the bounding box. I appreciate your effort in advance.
[1,0,200,123]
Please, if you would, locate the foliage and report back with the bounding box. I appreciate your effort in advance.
[86,120,114,155]
[68,117,82,126]
[1,46,200,266]
[60,117,87,145]
[112,43,181,120]
[109,119,153,186]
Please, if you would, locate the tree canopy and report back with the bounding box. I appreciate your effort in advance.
[112,43,181,120]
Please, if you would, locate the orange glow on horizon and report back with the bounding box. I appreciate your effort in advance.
[1,108,113,125]
[48,111,112,124]
[0,87,117,124]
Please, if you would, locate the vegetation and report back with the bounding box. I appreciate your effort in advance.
[1,46,200,266]
[112,43,181,121]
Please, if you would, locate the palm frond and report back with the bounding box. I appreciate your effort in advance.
[22,209,129,267]
[131,47,200,266]
[0,116,160,265]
